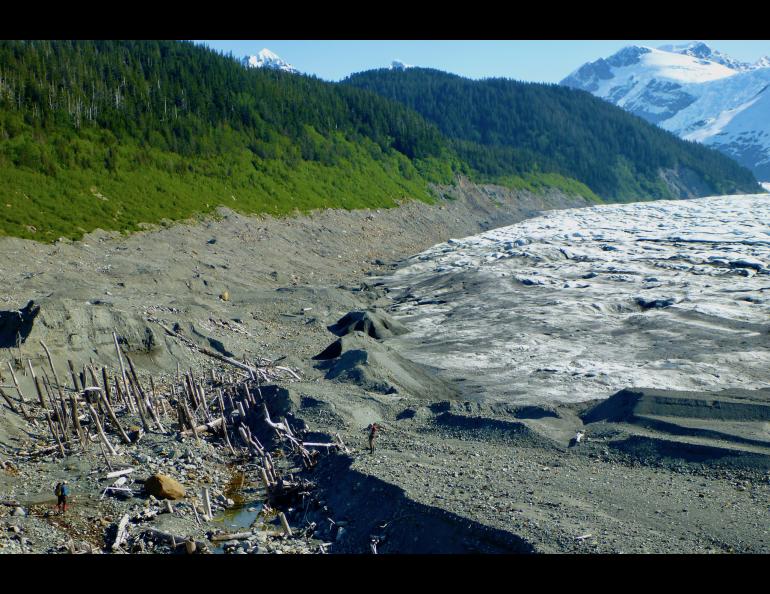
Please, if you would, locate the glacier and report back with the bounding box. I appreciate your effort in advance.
[382,194,770,405]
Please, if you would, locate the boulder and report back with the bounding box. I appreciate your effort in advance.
[144,474,186,500]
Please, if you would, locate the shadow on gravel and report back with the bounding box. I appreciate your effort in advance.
[433,412,558,448]
[312,454,535,554]
[0,301,39,348]
[608,435,770,472]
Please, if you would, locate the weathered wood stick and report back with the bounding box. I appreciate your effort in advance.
[39,340,67,410]
[101,368,113,405]
[278,512,292,537]
[87,402,117,456]
[217,389,226,415]
[87,366,101,391]
[216,392,236,455]
[39,368,55,406]
[202,487,212,521]
[126,373,150,432]
[181,399,199,440]
[7,361,28,405]
[180,417,224,437]
[196,384,212,423]
[281,416,296,439]
[113,377,130,413]
[112,332,134,412]
[260,466,272,489]
[112,514,130,551]
[67,360,81,393]
[267,453,278,483]
[5,366,31,420]
[149,377,168,417]
[249,437,265,456]
[32,373,47,409]
[45,411,66,457]
[0,387,18,413]
[86,366,104,415]
[209,531,254,543]
[142,528,206,551]
[221,414,236,456]
[98,439,114,470]
[190,499,202,526]
[124,354,155,432]
[335,433,351,454]
[98,390,132,445]
[106,468,134,479]
[184,373,198,411]
[238,425,250,447]
[43,376,69,444]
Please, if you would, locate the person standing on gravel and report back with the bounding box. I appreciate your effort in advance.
[56,481,70,514]
[367,423,385,454]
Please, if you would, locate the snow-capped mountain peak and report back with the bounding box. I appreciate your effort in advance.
[657,41,753,72]
[242,49,297,73]
[561,42,770,181]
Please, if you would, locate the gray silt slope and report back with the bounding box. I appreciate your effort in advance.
[0,180,589,377]
[314,331,459,401]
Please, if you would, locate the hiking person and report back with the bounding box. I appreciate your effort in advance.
[56,481,70,514]
[367,422,385,454]
[568,430,585,448]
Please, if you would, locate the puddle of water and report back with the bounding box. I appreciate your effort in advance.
[211,468,265,553]
[211,502,265,554]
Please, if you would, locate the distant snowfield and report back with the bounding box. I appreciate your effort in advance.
[384,195,770,404]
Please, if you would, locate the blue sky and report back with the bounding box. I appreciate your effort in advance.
[195,40,770,82]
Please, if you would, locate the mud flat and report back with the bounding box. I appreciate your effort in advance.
[2,186,770,554]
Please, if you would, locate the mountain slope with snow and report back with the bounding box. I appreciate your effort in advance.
[242,49,298,73]
[562,42,770,181]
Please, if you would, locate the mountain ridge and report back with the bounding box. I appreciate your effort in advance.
[344,66,761,200]
[242,48,298,73]
[561,42,770,180]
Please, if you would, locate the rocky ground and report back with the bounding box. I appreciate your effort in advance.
[2,181,769,554]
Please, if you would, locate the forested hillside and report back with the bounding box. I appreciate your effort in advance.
[0,41,761,242]
[0,40,455,241]
[344,68,761,200]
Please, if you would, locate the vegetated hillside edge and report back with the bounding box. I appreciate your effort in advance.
[0,41,760,242]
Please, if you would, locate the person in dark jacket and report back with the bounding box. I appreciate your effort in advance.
[55,481,70,514]
[367,423,385,454]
